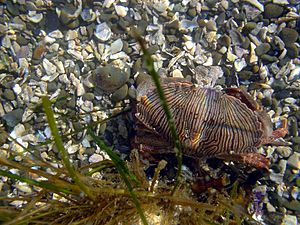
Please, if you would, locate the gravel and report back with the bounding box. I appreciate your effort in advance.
[0,0,299,223]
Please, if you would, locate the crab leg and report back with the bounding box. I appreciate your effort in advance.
[272,118,288,139]
[217,152,270,169]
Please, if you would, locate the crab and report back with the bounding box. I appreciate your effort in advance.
[132,78,288,169]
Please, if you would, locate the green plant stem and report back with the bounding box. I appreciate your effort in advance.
[0,170,73,195]
[42,96,95,201]
[134,33,183,195]
[88,129,148,225]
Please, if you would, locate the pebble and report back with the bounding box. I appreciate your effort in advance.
[67,144,79,154]
[266,202,276,213]
[115,5,128,17]
[83,93,94,101]
[271,79,287,91]
[110,39,123,54]
[43,58,57,76]
[27,12,43,23]
[15,182,32,193]
[255,43,271,56]
[287,44,299,59]
[288,152,300,169]
[95,22,112,42]
[280,28,299,45]
[281,215,298,225]
[89,153,103,163]
[111,84,128,103]
[2,89,15,101]
[2,109,24,127]
[264,3,284,19]
[81,8,96,22]
[65,30,78,41]
[92,64,130,92]
[243,0,264,12]
[171,69,184,78]
[234,58,247,72]
[276,146,292,158]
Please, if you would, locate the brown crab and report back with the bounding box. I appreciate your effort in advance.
[132,78,288,169]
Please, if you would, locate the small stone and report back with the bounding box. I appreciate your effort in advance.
[3,109,24,127]
[271,79,287,91]
[171,69,184,78]
[261,54,278,62]
[241,37,251,49]
[115,5,128,17]
[218,34,231,47]
[274,90,291,100]
[293,137,300,144]
[111,84,128,102]
[81,8,96,22]
[283,199,300,212]
[255,43,271,56]
[206,20,217,31]
[243,0,264,11]
[276,146,292,158]
[65,30,78,41]
[266,202,276,212]
[234,58,247,72]
[227,49,238,62]
[249,42,258,63]
[152,0,170,13]
[110,39,123,54]
[92,64,130,92]
[273,0,289,4]
[15,182,32,193]
[284,97,296,104]
[264,3,284,19]
[280,28,299,45]
[89,153,103,163]
[243,22,257,34]
[76,83,85,96]
[128,87,137,99]
[2,89,15,101]
[269,172,284,184]
[212,51,223,65]
[287,44,299,59]
[43,58,57,75]
[288,152,300,169]
[95,22,112,42]
[296,177,300,187]
[7,1,19,16]
[282,215,298,225]
[32,43,46,60]
[47,82,57,93]
[187,8,197,17]
[27,12,43,23]
[239,70,253,80]
[67,144,79,154]
[45,11,59,32]
[83,93,94,101]
[229,30,244,45]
